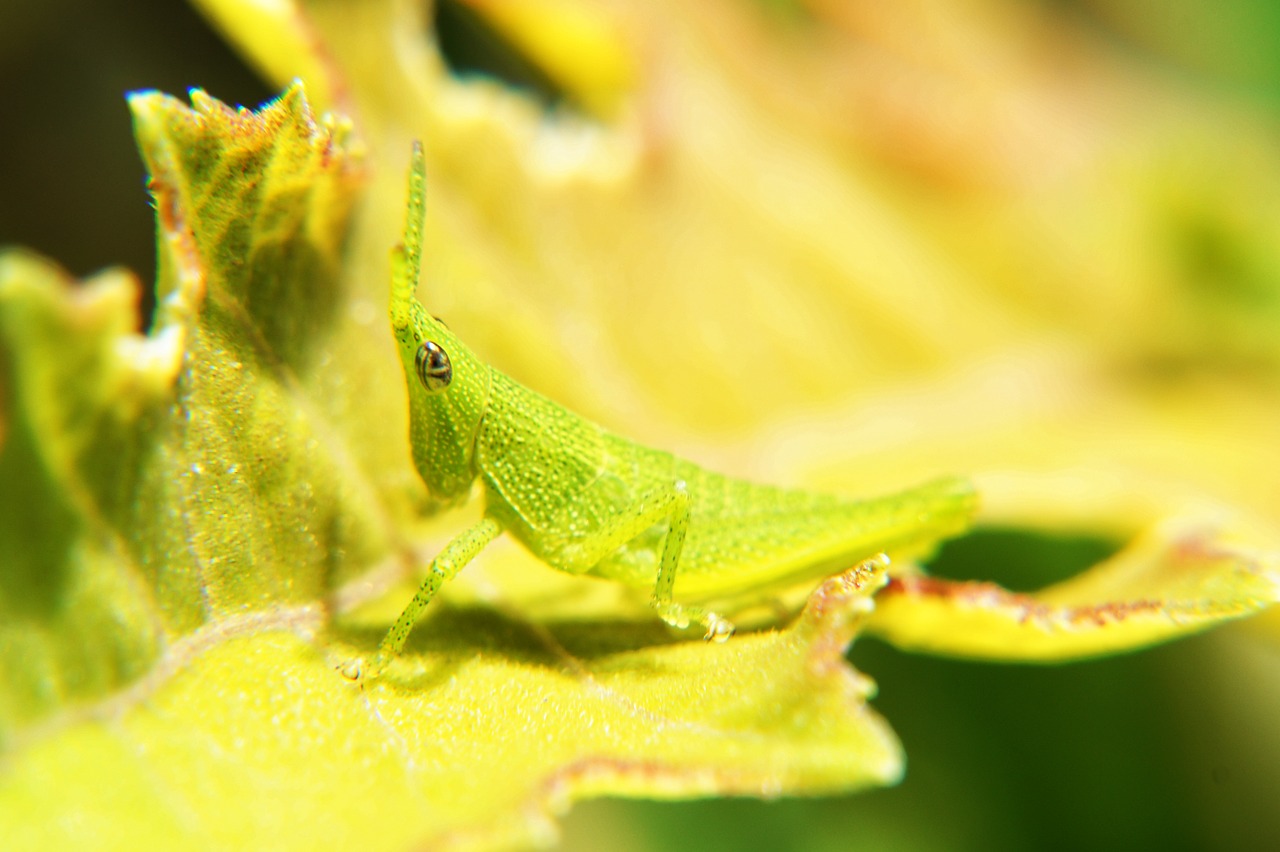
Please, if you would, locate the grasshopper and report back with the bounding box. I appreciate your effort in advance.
[340,144,977,682]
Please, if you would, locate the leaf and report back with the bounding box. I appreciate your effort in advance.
[0,258,169,739]
[868,516,1280,660]
[0,86,912,850]
[7,0,1280,848]
[1,563,900,850]
[0,84,393,742]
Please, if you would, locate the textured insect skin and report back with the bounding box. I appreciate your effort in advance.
[340,144,977,682]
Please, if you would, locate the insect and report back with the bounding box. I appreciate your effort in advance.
[340,143,977,682]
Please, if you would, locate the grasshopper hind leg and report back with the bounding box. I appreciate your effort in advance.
[648,480,735,643]
[567,479,737,642]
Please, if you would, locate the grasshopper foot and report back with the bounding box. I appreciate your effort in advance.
[654,601,736,642]
[702,612,735,643]
[337,657,366,684]
[337,653,388,685]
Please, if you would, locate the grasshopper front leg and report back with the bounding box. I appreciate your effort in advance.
[572,480,734,642]
[341,516,504,683]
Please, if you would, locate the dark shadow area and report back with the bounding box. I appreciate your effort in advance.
[433,0,572,112]
[923,527,1120,592]
[0,0,272,326]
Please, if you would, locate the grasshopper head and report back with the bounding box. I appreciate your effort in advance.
[390,143,490,502]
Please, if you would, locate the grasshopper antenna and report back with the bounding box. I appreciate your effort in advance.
[390,141,427,330]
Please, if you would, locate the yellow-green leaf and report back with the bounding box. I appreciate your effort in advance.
[0,85,917,850]
[1,542,900,849]
[0,83,387,736]
[8,0,1280,847]
[869,517,1280,660]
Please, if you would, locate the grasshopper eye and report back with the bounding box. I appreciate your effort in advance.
[415,340,453,391]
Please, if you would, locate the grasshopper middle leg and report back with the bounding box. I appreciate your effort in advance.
[570,480,734,641]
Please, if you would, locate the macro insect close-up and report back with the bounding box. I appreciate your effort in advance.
[2,2,1279,850]
[340,143,977,684]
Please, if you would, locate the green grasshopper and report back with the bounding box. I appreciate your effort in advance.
[340,144,977,682]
